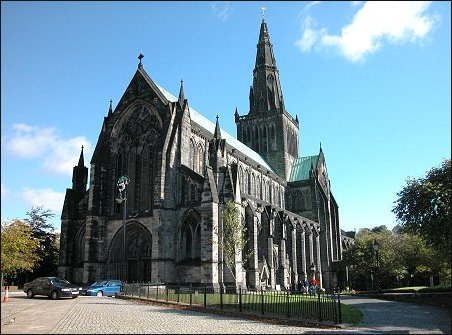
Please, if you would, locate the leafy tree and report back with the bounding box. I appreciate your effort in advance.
[392,159,451,261]
[23,207,59,279]
[220,200,251,282]
[1,220,40,284]
[394,233,430,286]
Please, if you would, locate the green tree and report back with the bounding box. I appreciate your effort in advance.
[392,159,451,261]
[1,220,40,284]
[220,200,251,282]
[394,233,430,286]
[342,227,400,290]
[23,207,59,278]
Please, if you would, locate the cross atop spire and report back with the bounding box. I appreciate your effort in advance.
[138,53,144,68]
[214,114,222,140]
[261,6,267,21]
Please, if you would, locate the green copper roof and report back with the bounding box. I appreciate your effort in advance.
[289,155,319,182]
[156,83,274,173]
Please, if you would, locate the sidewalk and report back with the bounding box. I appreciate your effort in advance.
[340,295,451,334]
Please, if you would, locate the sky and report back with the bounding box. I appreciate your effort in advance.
[1,1,451,233]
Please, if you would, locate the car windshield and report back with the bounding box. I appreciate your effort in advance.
[91,280,108,286]
[51,277,70,285]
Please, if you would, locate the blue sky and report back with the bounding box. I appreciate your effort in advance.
[1,1,451,233]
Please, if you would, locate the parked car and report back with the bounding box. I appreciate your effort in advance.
[23,276,82,300]
[81,279,122,297]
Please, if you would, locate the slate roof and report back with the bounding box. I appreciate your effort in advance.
[288,155,318,182]
[156,83,274,173]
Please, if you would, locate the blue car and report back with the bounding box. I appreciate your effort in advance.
[81,279,122,297]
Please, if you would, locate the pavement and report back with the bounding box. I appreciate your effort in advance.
[339,295,451,334]
[1,290,451,334]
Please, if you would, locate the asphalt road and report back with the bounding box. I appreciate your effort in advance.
[1,291,450,334]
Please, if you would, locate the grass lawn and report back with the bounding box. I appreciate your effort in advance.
[128,288,363,324]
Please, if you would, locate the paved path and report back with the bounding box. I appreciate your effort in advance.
[339,295,451,334]
[1,291,450,334]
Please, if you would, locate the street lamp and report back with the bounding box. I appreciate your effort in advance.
[116,176,129,282]
[372,239,381,292]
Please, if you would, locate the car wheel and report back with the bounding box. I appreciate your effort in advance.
[96,291,103,297]
[51,290,59,300]
[26,289,34,298]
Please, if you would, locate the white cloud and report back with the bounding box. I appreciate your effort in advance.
[296,1,437,63]
[1,183,10,200]
[20,188,65,213]
[6,123,91,176]
[211,1,232,21]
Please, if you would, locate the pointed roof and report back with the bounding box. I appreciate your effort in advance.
[155,83,274,173]
[288,155,319,182]
[78,145,85,167]
[214,115,222,140]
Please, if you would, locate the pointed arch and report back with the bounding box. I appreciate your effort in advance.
[107,221,153,282]
[178,209,201,261]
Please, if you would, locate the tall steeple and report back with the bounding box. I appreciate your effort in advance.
[235,15,299,181]
[249,18,285,115]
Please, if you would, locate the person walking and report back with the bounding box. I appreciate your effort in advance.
[302,275,309,294]
[309,276,318,294]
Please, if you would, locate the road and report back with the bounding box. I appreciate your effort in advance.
[1,291,450,334]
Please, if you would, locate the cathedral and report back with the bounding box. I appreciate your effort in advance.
[58,17,343,292]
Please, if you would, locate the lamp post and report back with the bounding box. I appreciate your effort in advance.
[372,239,381,292]
[116,176,129,282]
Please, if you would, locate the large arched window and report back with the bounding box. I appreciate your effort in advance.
[180,210,201,261]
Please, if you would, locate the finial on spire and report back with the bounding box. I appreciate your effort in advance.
[320,142,323,152]
[108,99,113,116]
[261,6,267,20]
[138,53,144,68]
[214,114,222,140]
[178,79,185,105]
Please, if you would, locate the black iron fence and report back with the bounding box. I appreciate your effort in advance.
[120,283,342,324]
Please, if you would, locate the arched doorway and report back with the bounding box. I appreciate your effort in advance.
[107,222,152,282]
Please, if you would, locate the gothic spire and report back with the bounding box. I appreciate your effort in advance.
[178,79,185,105]
[78,145,85,167]
[250,17,285,114]
[214,115,222,140]
[108,99,113,116]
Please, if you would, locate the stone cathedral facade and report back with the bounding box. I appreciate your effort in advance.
[58,18,342,291]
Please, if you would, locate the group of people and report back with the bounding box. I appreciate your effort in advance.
[299,275,318,294]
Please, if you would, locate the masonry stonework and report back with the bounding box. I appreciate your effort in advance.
[59,18,344,292]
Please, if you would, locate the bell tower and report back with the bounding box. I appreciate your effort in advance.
[235,16,299,180]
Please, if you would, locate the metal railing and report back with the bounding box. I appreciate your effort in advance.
[120,283,342,323]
